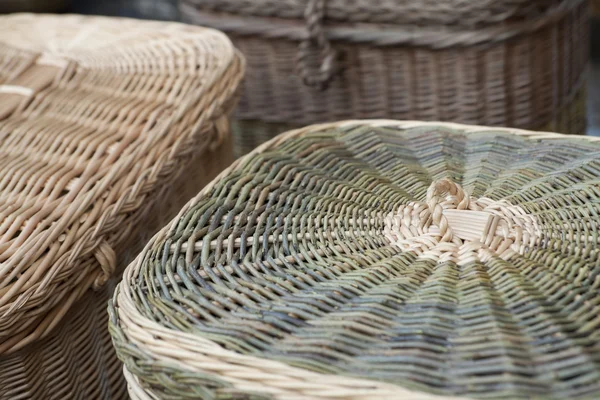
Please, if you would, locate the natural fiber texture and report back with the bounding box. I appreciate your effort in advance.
[181,0,589,156]
[231,78,586,158]
[0,13,243,399]
[110,120,600,400]
[187,0,563,28]
[1,280,126,399]
[1,139,233,400]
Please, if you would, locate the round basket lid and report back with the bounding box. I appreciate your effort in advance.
[0,13,243,354]
[112,121,600,400]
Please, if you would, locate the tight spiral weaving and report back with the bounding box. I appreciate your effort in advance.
[110,121,600,400]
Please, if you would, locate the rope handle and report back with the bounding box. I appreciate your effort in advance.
[297,0,338,90]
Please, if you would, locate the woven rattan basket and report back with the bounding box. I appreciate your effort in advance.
[0,13,243,399]
[110,120,600,400]
[181,0,590,156]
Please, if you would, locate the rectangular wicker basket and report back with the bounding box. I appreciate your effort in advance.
[181,0,589,156]
[0,14,243,400]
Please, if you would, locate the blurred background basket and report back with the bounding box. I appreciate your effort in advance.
[0,13,243,399]
[181,0,589,156]
[110,120,600,400]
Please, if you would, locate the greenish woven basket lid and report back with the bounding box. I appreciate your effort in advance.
[110,121,600,400]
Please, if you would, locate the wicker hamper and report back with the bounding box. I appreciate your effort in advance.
[110,120,600,400]
[0,13,243,399]
[180,0,589,157]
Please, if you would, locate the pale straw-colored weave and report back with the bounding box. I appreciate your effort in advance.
[0,13,244,399]
[181,0,589,156]
[111,120,600,400]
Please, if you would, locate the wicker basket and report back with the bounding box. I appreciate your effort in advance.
[110,120,600,400]
[181,0,589,156]
[0,13,243,399]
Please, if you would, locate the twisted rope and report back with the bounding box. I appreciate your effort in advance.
[426,179,470,243]
[297,0,338,89]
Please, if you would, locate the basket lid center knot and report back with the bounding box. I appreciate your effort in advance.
[426,178,471,243]
[384,178,540,260]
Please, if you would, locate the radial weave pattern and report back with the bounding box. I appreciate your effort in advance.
[111,121,600,400]
[0,13,243,399]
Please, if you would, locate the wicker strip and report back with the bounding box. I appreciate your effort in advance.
[0,13,243,399]
[110,120,600,400]
[181,0,589,156]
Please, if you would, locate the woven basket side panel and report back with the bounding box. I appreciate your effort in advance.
[230,119,299,159]
[184,0,563,28]
[230,11,587,125]
[194,0,589,156]
[0,135,232,400]
[0,284,125,400]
